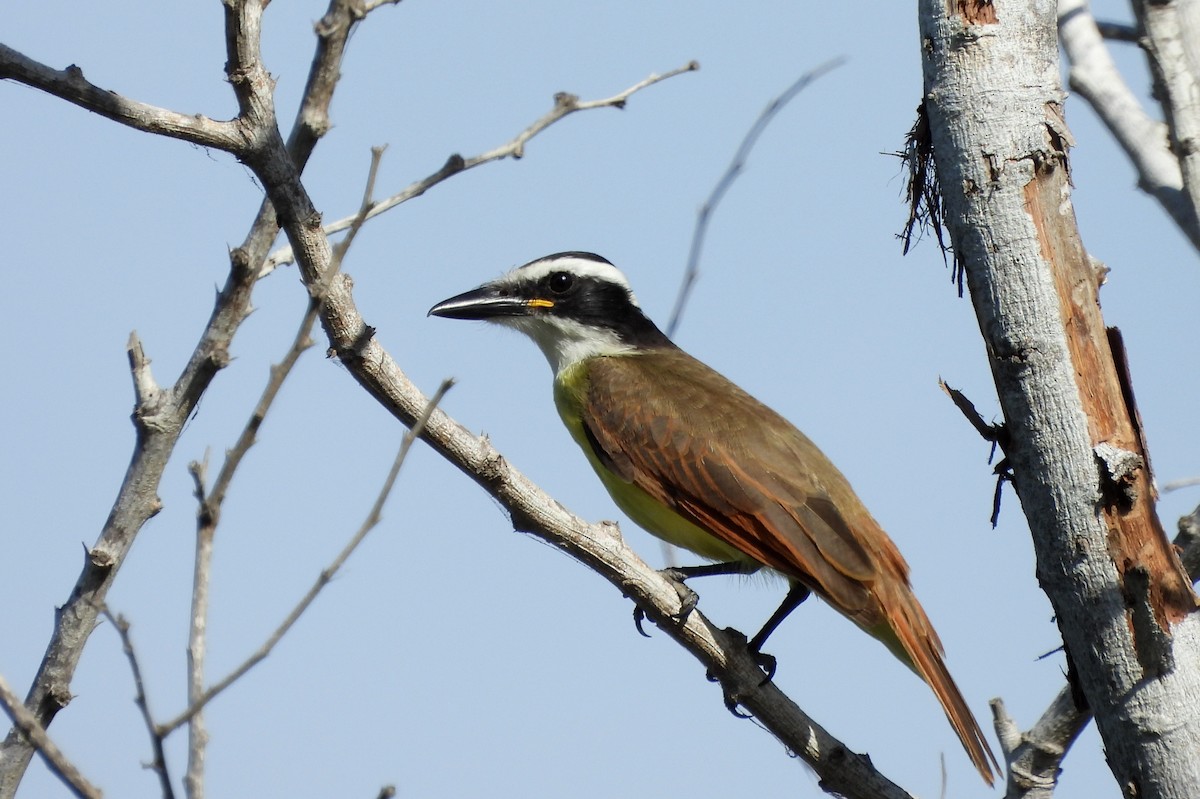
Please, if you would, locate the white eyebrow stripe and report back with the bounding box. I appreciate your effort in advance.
[509,254,638,303]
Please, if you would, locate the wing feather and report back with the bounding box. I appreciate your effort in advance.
[580,352,880,617]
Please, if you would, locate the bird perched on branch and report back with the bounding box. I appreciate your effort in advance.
[430,251,998,785]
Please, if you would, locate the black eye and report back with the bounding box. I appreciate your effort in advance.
[548,272,574,294]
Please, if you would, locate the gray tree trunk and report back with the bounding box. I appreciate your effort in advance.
[917,1,1200,796]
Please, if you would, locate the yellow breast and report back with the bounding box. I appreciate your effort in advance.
[552,359,750,564]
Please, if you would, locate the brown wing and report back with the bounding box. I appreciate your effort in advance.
[580,350,999,784]
[581,349,891,622]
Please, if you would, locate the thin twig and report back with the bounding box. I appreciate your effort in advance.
[330,145,389,270]
[486,61,700,159]
[1096,20,1139,42]
[0,675,100,799]
[102,609,175,799]
[665,58,845,337]
[260,62,700,275]
[185,456,212,799]
[183,288,326,799]
[1163,476,1200,493]
[209,297,322,515]
[159,380,455,736]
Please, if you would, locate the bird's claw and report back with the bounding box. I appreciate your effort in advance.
[632,606,653,638]
[629,568,699,637]
[723,626,778,685]
[659,567,700,622]
[751,649,778,685]
[722,687,752,719]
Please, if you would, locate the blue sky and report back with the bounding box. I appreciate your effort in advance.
[3,1,1197,797]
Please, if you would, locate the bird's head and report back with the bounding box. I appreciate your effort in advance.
[429,252,673,373]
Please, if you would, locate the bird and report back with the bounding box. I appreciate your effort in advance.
[429,251,999,785]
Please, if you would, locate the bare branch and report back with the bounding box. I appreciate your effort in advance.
[290,0,398,154]
[1136,0,1200,245]
[0,674,100,799]
[260,62,701,275]
[0,43,243,151]
[496,61,700,159]
[158,380,455,737]
[211,311,321,516]
[1058,0,1200,250]
[330,145,389,270]
[185,457,212,799]
[993,690,1086,799]
[1164,476,1200,493]
[0,187,256,799]
[221,0,272,137]
[938,380,1016,526]
[201,142,379,534]
[666,58,845,337]
[1096,20,1139,42]
[102,610,175,799]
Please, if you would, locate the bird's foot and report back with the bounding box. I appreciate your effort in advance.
[718,626,778,686]
[658,567,700,622]
[628,569,699,638]
[750,648,778,685]
[707,630,756,719]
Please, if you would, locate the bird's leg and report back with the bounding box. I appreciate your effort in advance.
[746,582,811,682]
[632,561,760,637]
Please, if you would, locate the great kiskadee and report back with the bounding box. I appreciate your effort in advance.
[429,251,999,784]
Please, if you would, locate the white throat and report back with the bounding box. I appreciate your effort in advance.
[499,315,634,375]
